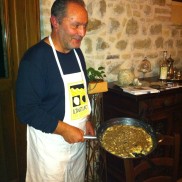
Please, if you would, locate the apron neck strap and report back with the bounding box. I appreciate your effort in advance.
[49,35,64,76]
[48,35,88,90]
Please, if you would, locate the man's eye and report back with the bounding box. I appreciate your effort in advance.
[72,24,79,28]
[83,24,87,29]
[72,24,87,29]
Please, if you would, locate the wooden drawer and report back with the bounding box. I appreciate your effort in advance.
[139,94,177,113]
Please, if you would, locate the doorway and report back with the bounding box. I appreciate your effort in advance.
[0,0,40,181]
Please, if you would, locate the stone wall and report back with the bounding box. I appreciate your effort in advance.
[40,0,182,82]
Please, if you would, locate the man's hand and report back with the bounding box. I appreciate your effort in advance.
[54,121,85,143]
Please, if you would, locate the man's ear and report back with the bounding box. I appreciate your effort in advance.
[50,16,59,30]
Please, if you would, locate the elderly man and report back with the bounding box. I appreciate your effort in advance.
[16,0,95,181]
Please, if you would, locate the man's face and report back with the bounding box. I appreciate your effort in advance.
[56,3,88,52]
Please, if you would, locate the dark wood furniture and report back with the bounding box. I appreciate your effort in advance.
[102,82,182,182]
[124,133,180,182]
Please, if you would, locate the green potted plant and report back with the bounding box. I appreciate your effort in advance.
[86,66,108,94]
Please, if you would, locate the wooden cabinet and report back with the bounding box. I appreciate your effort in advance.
[103,83,182,134]
[102,82,182,181]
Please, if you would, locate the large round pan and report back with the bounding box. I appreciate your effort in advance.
[84,117,158,159]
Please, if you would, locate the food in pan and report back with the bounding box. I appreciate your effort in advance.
[100,124,153,158]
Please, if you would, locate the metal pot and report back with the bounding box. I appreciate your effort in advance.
[84,117,158,158]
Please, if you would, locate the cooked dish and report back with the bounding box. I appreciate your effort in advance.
[101,124,153,158]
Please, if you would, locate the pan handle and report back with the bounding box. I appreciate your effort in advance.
[84,135,97,139]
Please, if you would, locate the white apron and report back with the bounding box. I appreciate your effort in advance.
[26,36,91,182]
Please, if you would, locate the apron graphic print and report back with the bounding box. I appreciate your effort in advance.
[68,81,89,120]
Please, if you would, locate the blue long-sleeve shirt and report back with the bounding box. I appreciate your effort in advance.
[16,39,88,133]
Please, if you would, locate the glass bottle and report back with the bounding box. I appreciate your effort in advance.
[167,55,174,79]
[159,51,168,82]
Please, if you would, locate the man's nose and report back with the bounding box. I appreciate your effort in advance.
[78,26,86,37]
